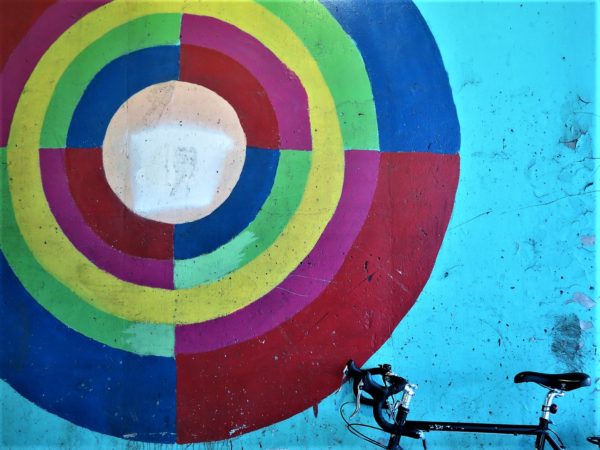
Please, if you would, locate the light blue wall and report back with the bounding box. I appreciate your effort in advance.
[1,1,597,448]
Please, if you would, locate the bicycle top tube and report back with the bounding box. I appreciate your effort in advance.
[342,360,591,438]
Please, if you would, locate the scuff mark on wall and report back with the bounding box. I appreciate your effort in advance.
[565,292,597,309]
[559,93,592,151]
[580,235,595,246]
[550,313,583,371]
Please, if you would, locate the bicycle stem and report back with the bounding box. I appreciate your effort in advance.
[400,383,418,409]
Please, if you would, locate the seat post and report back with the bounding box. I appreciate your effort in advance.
[541,389,564,421]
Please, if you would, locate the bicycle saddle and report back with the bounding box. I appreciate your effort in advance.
[587,436,600,447]
[514,371,591,391]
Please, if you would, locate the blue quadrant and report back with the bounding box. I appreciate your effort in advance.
[0,254,177,443]
[322,0,460,153]
[67,46,180,148]
[174,148,280,260]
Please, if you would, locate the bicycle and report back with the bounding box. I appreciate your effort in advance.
[341,360,591,450]
[588,437,600,447]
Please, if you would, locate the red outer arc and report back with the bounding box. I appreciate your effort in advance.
[176,152,460,443]
[65,149,174,260]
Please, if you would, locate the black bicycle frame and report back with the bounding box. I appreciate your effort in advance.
[342,362,590,450]
[387,409,561,450]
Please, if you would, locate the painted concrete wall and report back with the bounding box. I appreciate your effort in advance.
[1,1,597,449]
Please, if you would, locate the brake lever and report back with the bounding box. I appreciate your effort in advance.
[349,379,364,419]
[334,366,349,394]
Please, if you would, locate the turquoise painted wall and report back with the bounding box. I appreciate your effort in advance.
[1,1,597,449]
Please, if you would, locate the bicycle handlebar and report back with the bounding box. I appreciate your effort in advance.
[345,360,411,433]
[345,360,595,448]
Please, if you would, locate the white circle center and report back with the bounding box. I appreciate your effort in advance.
[102,81,246,224]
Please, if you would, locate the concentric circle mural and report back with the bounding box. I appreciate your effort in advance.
[0,0,460,444]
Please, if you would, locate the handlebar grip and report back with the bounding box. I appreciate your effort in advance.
[362,371,407,397]
[362,372,410,433]
[372,391,397,433]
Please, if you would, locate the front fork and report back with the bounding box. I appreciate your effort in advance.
[387,383,419,450]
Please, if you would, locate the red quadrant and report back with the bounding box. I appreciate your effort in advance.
[40,149,174,288]
[65,148,173,260]
[180,14,311,150]
[176,152,460,442]
[180,45,280,149]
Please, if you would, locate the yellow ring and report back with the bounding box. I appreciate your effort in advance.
[7,0,344,324]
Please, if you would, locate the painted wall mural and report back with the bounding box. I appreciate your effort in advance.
[1,0,460,445]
